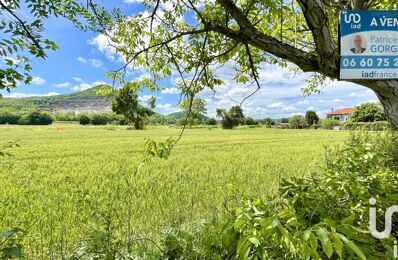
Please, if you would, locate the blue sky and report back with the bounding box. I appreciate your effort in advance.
[1,0,378,118]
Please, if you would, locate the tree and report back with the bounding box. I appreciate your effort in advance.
[261,118,275,126]
[244,117,257,126]
[351,103,386,122]
[281,118,290,124]
[0,110,20,124]
[178,98,207,127]
[216,106,244,129]
[79,115,91,125]
[289,115,307,129]
[305,111,319,125]
[206,118,217,126]
[81,0,398,129]
[19,111,53,125]
[111,83,156,130]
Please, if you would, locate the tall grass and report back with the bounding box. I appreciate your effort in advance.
[0,125,348,257]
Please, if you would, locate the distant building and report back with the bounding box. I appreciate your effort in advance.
[275,122,290,129]
[327,108,354,122]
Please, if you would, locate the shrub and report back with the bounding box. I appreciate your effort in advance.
[351,102,386,122]
[343,121,390,131]
[260,118,275,126]
[79,115,91,125]
[206,118,217,125]
[244,117,258,126]
[54,112,78,122]
[321,118,340,129]
[17,116,29,125]
[19,111,53,125]
[289,115,307,129]
[91,114,109,125]
[0,111,20,124]
[310,124,321,129]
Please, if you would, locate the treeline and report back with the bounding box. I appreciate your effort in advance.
[0,109,221,126]
[0,110,53,125]
[0,108,282,127]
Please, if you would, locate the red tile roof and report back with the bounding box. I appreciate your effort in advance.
[327,108,354,115]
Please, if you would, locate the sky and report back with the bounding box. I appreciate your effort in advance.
[0,0,378,119]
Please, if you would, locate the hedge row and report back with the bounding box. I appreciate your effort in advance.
[343,121,390,131]
[0,111,53,125]
[78,114,127,126]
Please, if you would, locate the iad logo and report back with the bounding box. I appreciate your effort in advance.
[343,12,361,24]
[369,198,398,258]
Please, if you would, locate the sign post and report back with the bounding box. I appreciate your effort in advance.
[340,10,398,80]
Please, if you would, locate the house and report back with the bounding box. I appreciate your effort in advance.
[327,108,354,122]
[275,123,290,129]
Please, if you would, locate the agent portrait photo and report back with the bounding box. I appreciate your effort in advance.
[351,35,367,54]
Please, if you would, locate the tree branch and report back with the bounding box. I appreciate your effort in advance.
[296,0,338,77]
[204,21,319,72]
[0,1,42,50]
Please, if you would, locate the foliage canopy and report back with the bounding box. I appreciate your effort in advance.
[351,103,387,123]
[112,83,156,130]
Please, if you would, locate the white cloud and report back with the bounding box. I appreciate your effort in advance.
[88,34,121,63]
[268,102,284,109]
[4,92,59,98]
[77,57,88,63]
[138,95,160,103]
[297,100,309,105]
[54,82,71,88]
[90,59,104,68]
[73,77,84,82]
[72,81,107,91]
[77,56,104,68]
[31,76,46,85]
[88,9,180,67]
[156,103,181,114]
[123,0,142,3]
[161,87,179,94]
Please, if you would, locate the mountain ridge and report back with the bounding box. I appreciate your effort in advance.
[0,85,114,113]
[167,111,209,120]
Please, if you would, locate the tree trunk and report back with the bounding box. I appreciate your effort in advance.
[354,80,398,130]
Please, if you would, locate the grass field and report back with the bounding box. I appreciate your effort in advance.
[0,125,349,257]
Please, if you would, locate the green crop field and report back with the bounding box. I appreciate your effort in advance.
[0,125,349,258]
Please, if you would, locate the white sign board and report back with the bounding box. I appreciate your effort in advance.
[340,10,398,80]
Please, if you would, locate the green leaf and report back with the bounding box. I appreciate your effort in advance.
[339,234,366,260]
[341,214,355,225]
[331,233,343,258]
[303,229,312,241]
[1,246,23,258]
[316,227,333,258]
[310,232,318,251]
[249,237,261,247]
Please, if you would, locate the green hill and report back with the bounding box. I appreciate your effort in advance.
[167,111,210,120]
[0,85,114,113]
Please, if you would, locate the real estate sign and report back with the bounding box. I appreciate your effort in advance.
[340,10,398,80]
